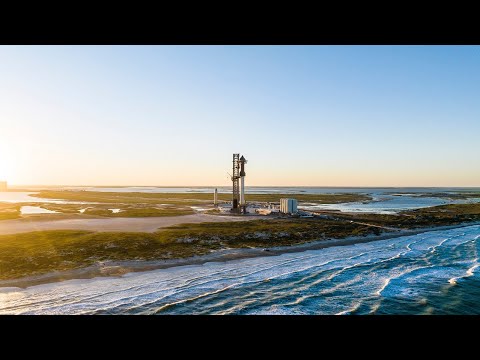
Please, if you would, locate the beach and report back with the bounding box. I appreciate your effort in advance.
[2,221,477,289]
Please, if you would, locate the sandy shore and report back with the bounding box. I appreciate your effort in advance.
[2,221,478,289]
[0,213,262,235]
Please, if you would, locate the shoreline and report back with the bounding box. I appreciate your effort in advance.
[2,221,479,290]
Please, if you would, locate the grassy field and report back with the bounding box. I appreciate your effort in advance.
[0,190,371,220]
[32,190,371,204]
[1,202,480,281]
[33,191,209,205]
[0,203,20,220]
[34,203,194,217]
[81,207,194,217]
[0,201,196,220]
[0,219,378,280]
[0,212,20,221]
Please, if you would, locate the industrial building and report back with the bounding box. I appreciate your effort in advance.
[280,198,298,214]
[0,181,7,192]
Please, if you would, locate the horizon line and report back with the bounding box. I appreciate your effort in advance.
[6,184,480,189]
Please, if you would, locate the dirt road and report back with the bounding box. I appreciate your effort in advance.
[0,214,261,235]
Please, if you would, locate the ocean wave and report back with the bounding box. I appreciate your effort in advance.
[1,224,480,315]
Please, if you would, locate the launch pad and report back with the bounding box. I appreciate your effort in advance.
[213,154,297,217]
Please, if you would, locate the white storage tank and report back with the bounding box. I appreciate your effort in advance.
[280,198,298,214]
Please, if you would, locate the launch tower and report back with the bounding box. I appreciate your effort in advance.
[231,154,240,211]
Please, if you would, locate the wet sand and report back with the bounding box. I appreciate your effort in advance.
[0,213,262,235]
[2,221,478,289]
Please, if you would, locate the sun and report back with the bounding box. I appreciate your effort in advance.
[0,155,14,182]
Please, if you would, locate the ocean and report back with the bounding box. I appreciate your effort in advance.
[1,224,479,314]
[8,185,480,194]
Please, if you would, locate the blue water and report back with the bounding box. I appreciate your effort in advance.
[64,186,480,195]
[1,225,479,315]
[299,194,480,214]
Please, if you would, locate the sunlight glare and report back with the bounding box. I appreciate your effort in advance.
[0,154,14,181]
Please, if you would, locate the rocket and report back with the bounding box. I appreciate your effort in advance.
[239,155,247,208]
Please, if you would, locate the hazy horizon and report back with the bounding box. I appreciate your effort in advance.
[1,46,480,187]
[5,184,480,189]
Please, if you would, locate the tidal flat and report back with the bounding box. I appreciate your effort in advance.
[0,191,371,221]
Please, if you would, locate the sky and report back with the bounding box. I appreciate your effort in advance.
[0,45,479,187]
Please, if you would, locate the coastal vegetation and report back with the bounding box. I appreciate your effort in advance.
[36,203,194,217]
[0,219,379,281]
[1,202,479,282]
[0,190,371,220]
[331,203,480,229]
[32,190,371,205]
[81,207,194,217]
[0,203,20,220]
